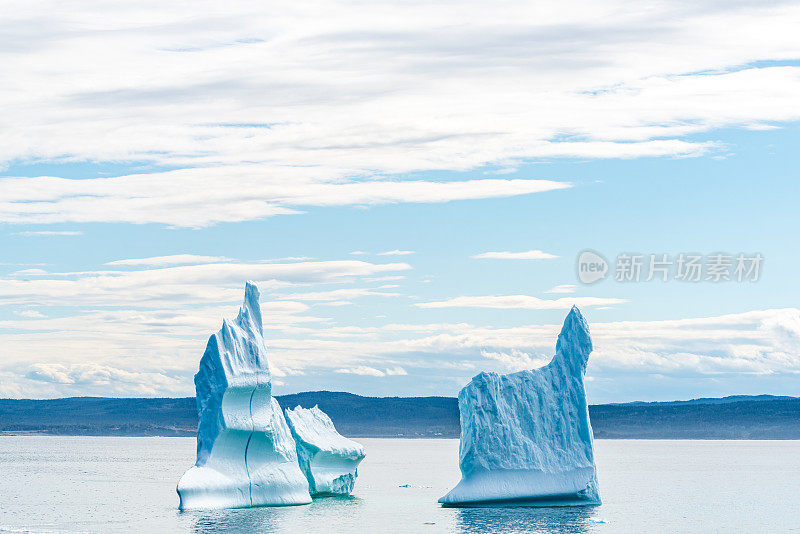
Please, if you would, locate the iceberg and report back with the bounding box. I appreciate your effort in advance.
[285,405,366,496]
[177,282,311,510]
[439,306,601,507]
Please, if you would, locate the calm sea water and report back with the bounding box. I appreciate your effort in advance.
[0,437,798,533]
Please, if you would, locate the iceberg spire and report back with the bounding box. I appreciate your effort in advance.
[553,305,593,374]
[237,280,264,337]
[439,306,600,506]
[177,282,310,510]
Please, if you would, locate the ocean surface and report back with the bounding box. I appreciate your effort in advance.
[0,437,798,533]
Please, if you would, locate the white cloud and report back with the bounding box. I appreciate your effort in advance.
[316,300,353,307]
[1,250,796,401]
[1,279,799,397]
[14,310,46,318]
[335,365,408,377]
[367,276,406,282]
[544,284,576,294]
[481,349,551,372]
[385,366,408,376]
[335,366,386,377]
[10,269,48,276]
[13,230,83,236]
[105,254,232,266]
[0,172,569,227]
[262,257,315,263]
[1,1,799,226]
[377,250,416,256]
[0,260,411,307]
[473,250,558,260]
[278,288,402,302]
[416,295,626,309]
[25,363,184,396]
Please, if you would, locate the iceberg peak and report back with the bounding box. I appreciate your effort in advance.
[554,305,592,373]
[236,280,263,337]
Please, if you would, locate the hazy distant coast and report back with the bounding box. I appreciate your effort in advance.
[1,392,798,439]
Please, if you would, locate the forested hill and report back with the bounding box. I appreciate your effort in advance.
[1,392,798,439]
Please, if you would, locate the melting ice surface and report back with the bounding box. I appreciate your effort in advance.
[439,306,601,506]
[177,282,311,510]
[285,405,366,496]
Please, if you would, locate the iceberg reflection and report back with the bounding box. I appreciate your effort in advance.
[455,505,599,534]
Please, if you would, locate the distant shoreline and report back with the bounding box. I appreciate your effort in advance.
[2,392,799,439]
[2,433,799,441]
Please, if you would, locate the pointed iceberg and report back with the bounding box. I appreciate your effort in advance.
[177,282,311,510]
[439,306,600,506]
[285,405,366,496]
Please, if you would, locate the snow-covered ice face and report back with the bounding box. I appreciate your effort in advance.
[178,282,311,510]
[440,306,600,506]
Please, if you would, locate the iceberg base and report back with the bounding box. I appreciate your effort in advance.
[440,495,600,508]
[438,467,600,507]
[178,462,312,510]
[301,455,361,496]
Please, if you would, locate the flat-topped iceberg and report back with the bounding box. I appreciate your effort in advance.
[439,306,600,506]
[177,282,311,510]
[285,405,365,496]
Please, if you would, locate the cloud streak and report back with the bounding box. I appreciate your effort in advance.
[277,288,403,302]
[1,1,799,226]
[2,301,798,398]
[416,295,627,309]
[105,254,233,266]
[0,172,569,226]
[14,231,83,236]
[378,250,415,256]
[473,250,558,260]
[0,260,411,307]
[544,284,576,294]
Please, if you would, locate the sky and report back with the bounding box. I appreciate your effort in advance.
[1,0,799,402]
